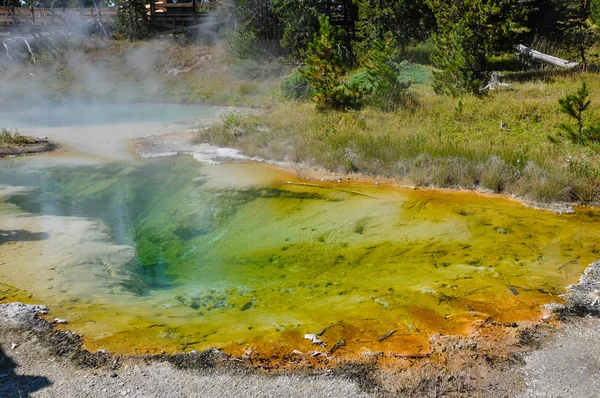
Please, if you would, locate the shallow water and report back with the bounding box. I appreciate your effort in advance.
[2,154,600,359]
[0,103,220,128]
[0,103,226,160]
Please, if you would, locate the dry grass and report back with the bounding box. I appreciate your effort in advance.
[195,71,600,203]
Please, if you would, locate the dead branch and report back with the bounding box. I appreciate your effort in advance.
[516,44,579,69]
[3,37,36,64]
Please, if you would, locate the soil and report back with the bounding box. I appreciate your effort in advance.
[0,139,58,158]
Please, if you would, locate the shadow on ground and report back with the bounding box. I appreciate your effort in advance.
[0,230,48,246]
[0,346,51,397]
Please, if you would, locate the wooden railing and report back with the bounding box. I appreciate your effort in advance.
[0,6,117,29]
[0,1,218,33]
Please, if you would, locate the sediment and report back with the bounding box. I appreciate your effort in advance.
[0,139,58,158]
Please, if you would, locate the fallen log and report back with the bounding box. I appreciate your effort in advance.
[516,44,579,69]
[377,329,397,342]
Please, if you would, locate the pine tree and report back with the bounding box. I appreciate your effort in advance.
[427,0,516,96]
[558,81,600,144]
[364,34,411,111]
[299,15,347,110]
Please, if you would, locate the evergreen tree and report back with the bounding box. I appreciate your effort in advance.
[363,34,411,111]
[558,81,600,144]
[273,0,320,60]
[524,0,597,67]
[300,15,347,110]
[427,0,516,96]
[563,0,597,67]
[354,0,435,56]
[115,0,152,41]
[230,0,284,59]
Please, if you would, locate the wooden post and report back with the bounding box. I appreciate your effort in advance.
[150,0,155,29]
[9,0,17,26]
[192,0,197,28]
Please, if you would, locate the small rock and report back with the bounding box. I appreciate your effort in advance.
[542,314,552,321]
[11,343,19,350]
[304,333,326,346]
[109,372,118,378]
[53,318,67,324]
[373,297,389,308]
[543,302,566,313]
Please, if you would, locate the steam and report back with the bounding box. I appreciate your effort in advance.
[0,4,227,109]
[0,33,220,115]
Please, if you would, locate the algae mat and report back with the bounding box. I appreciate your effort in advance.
[1,156,599,359]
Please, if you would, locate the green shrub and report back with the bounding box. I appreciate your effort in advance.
[281,71,312,100]
[220,111,242,128]
[342,71,375,108]
[364,35,412,111]
[557,80,600,144]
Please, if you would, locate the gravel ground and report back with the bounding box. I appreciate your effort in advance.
[517,262,600,398]
[518,316,600,398]
[1,350,371,398]
[0,303,371,398]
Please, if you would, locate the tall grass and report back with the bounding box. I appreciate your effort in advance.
[195,72,600,203]
[0,128,31,146]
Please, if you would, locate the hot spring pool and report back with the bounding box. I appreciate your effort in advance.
[1,154,599,359]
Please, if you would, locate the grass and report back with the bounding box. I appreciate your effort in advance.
[194,71,600,204]
[0,129,31,146]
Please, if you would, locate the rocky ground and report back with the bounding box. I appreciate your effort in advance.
[0,138,57,158]
[0,303,372,398]
[517,316,600,398]
[516,260,600,398]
